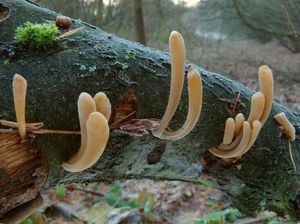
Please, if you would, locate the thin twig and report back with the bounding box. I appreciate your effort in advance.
[0,128,80,135]
[0,119,44,129]
[282,5,300,46]
[66,185,104,197]
[57,27,84,39]
[31,129,81,135]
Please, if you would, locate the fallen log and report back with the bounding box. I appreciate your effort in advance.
[0,0,299,220]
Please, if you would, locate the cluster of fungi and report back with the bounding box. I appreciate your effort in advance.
[62,92,110,172]
[153,32,296,165]
[0,31,297,222]
[209,65,274,160]
[0,31,296,171]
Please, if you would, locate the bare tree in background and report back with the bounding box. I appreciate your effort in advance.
[194,0,300,52]
[132,0,146,45]
[231,0,300,52]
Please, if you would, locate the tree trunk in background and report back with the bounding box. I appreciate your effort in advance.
[133,0,146,45]
[0,0,300,219]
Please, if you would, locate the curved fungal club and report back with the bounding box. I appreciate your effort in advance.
[0,74,44,137]
[152,31,203,140]
[274,112,295,142]
[209,65,274,160]
[274,112,296,171]
[0,75,111,173]
[62,92,110,172]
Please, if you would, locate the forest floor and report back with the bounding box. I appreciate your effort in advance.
[23,39,299,224]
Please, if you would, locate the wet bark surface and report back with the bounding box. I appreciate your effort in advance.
[0,0,299,217]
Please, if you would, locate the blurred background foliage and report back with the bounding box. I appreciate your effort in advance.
[34,0,300,52]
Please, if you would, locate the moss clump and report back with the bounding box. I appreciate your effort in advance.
[16,22,59,47]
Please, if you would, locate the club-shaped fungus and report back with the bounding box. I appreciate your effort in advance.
[209,65,274,160]
[210,122,251,158]
[12,74,27,140]
[234,113,245,137]
[247,92,265,124]
[274,112,296,171]
[222,118,235,145]
[152,31,185,138]
[152,32,203,140]
[274,112,295,141]
[94,92,112,121]
[157,67,203,140]
[62,92,110,172]
[62,112,109,172]
[258,65,273,125]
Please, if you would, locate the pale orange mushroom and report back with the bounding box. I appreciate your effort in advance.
[94,92,111,121]
[63,92,110,172]
[158,67,203,140]
[234,113,245,137]
[240,120,262,156]
[258,65,274,125]
[152,31,185,139]
[274,112,295,141]
[152,32,203,140]
[12,74,27,139]
[209,122,251,159]
[274,112,296,171]
[62,112,109,172]
[222,118,235,145]
[210,65,274,160]
[247,92,265,124]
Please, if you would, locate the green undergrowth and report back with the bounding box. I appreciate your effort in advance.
[104,181,140,208]
[19,181,294,224]
[193,208,241,224]
[192,208,290,224]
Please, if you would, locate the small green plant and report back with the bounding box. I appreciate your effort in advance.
[143,199,152,217]
[16,22,59,47]
[105,181,139,208]
[193,207,241,224]
[18,219,33,224]
[56,184,67,200]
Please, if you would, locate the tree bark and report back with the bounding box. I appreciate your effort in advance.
[0,0,299,219]
[133,0,146,45]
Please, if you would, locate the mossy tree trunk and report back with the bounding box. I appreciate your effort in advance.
[0,0,299,219]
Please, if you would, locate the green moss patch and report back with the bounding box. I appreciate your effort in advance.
[16,21,59,48]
